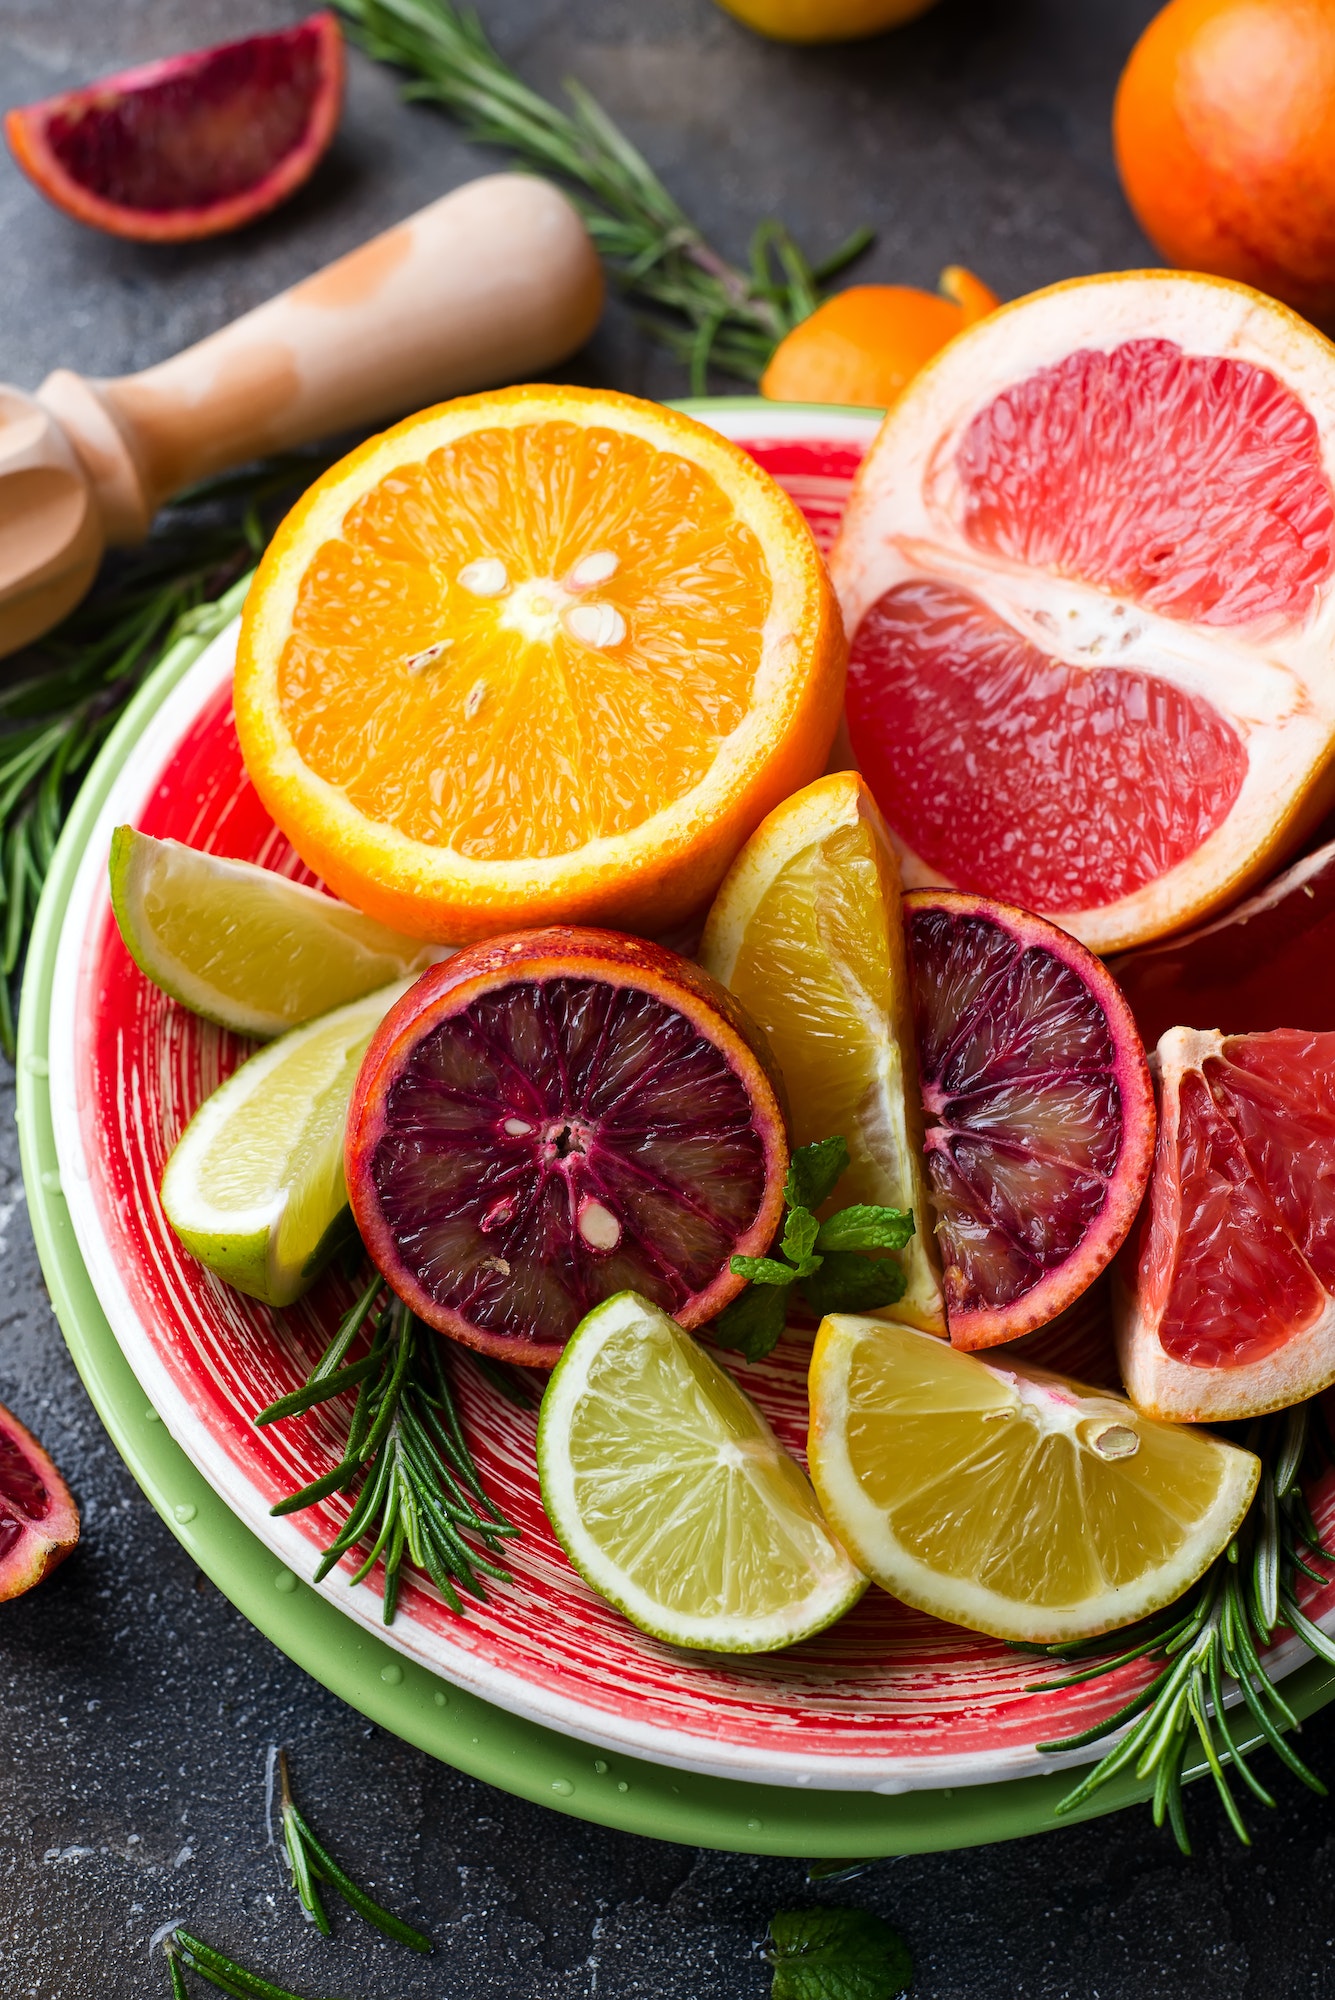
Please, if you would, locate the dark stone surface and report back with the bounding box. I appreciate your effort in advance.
[4,0,1335,1993]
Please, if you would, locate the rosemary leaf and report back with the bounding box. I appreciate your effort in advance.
[336,0,870,387]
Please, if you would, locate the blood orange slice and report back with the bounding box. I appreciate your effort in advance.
[1118,1026,1335,1421]
[905,890,1155,1349]
[0,1399,78,1602]
[4,13,343,243]
[832,272,1335,953]
[345,928,789,1367]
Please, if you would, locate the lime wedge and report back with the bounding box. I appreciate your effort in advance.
[111,826,433,1038]
[537,1292,865,1652]
[160,981,412,1307]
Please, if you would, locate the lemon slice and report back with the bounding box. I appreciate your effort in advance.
[700,770,943,1332]
[537,1292,865,1652]
[111,826,433,1038]
[808,1314,1260,1643]
[161,981,412,1307]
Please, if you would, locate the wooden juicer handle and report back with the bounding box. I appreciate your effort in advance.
[0,174,604,657]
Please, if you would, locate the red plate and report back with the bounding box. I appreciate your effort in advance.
[45,404,1335,1791]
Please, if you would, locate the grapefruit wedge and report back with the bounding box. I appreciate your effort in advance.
[832,271,1335,954]
[1118,1026,1335,1422]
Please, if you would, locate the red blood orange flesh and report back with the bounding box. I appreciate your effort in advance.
[346,928,789,1367]
[4,12,343,243]
[833,273,1335,954]
[0,1400,78,1601]
[905,890,1155,1349]
[1118,1026,1335,1421]
[1113,834,1335,1049]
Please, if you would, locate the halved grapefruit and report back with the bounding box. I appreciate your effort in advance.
[831,271,1335,954]
[4,13,343,243]
[0,1399,78,1601]
[1118,1026,1335,1422]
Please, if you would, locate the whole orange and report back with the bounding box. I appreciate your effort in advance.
[760,269,999,409]
[1115,0,1335,322]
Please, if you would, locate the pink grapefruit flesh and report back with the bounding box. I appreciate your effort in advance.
[346,927,789,1368]
[4,13,343,243]
[1118,1026,1335,1421]
[904,889,1156,1350]
[0,1400,78,1601]
[1113,834,1335,1049]
[831,273,1335,955]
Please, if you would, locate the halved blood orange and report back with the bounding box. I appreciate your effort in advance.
[4,14,343,243]
[0,1399,78,1602]
[1118,1026,1335,1422]
[905,890,1155,1349]
[345,927,789,1367]
[1113,832,1335,1049]
[832,271,1335,954]
[236,386,844,943]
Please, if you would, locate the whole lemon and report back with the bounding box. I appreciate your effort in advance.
[714,0,939,42]
[1115,0,1335,322]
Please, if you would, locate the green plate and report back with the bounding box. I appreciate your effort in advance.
[19,436,1335,1860]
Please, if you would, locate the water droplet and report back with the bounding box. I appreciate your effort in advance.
[24,1052,48,1077]
[144,1408,160,1423]
[746,1818,763,1832]
[550,1778,574,1796]
[616,1780,629,1793]
[40,1169,61,1194]
[458,557,509,597]
[172,1503,197,1525]
[564,601,626,649]
[433,1690,449,1708]
[593,1760,608,1775]
[274,1569,297,1594]
[380,1663,404,1685]
[569,549,619,588]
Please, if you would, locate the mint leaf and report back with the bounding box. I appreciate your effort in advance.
[712,1282,787,1362]
[816,1206,915,1254]
[768,1906,912,2000]
[781,1206,822,1275]
[799,1252,907,1317]
[730,1254,800,1287]
[784,1136,850,1214]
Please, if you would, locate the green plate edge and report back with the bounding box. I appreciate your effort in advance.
[17,439,1335,1863]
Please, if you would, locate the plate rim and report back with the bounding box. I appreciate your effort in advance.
[19,402,1335,1855]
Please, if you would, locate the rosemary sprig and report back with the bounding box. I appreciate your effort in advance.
[1031,1401,1335,1852]
[256,1277,519,1622]
[163,1928,336,2000]
[272,1747,432,1951]
[0,452,332,1055]
[337,0,873,389]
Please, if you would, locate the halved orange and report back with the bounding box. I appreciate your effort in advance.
[235,385,845,942]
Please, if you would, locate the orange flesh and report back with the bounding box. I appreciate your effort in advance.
[279,421,772,861]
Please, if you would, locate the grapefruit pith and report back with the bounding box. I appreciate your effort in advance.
[905,890,1156,1349]
[1118,1026,1335,1421]
[831,271,1335,954]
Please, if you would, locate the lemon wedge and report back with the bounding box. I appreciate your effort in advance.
[808,1314,1260,1643]
[111,826,433,1038]
[538,1292,865,1652]
[160,981,412,1306]
[700,770,943,1332]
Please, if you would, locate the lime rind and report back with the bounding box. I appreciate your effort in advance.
[160,980,413,1307]
[538,1291,866,1654]
[110,825,432,1038]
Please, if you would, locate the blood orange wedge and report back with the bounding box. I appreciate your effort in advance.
[4,14,343,243]
[1118,1027,1335,1422]
[0,1399,78,1602]
[905,890,1155,1349]
[235,385,845,943]
[1113,833,1335,1050]
[700,770,944,1332]
[831,271,1335,954]
[345,928,789,1367]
